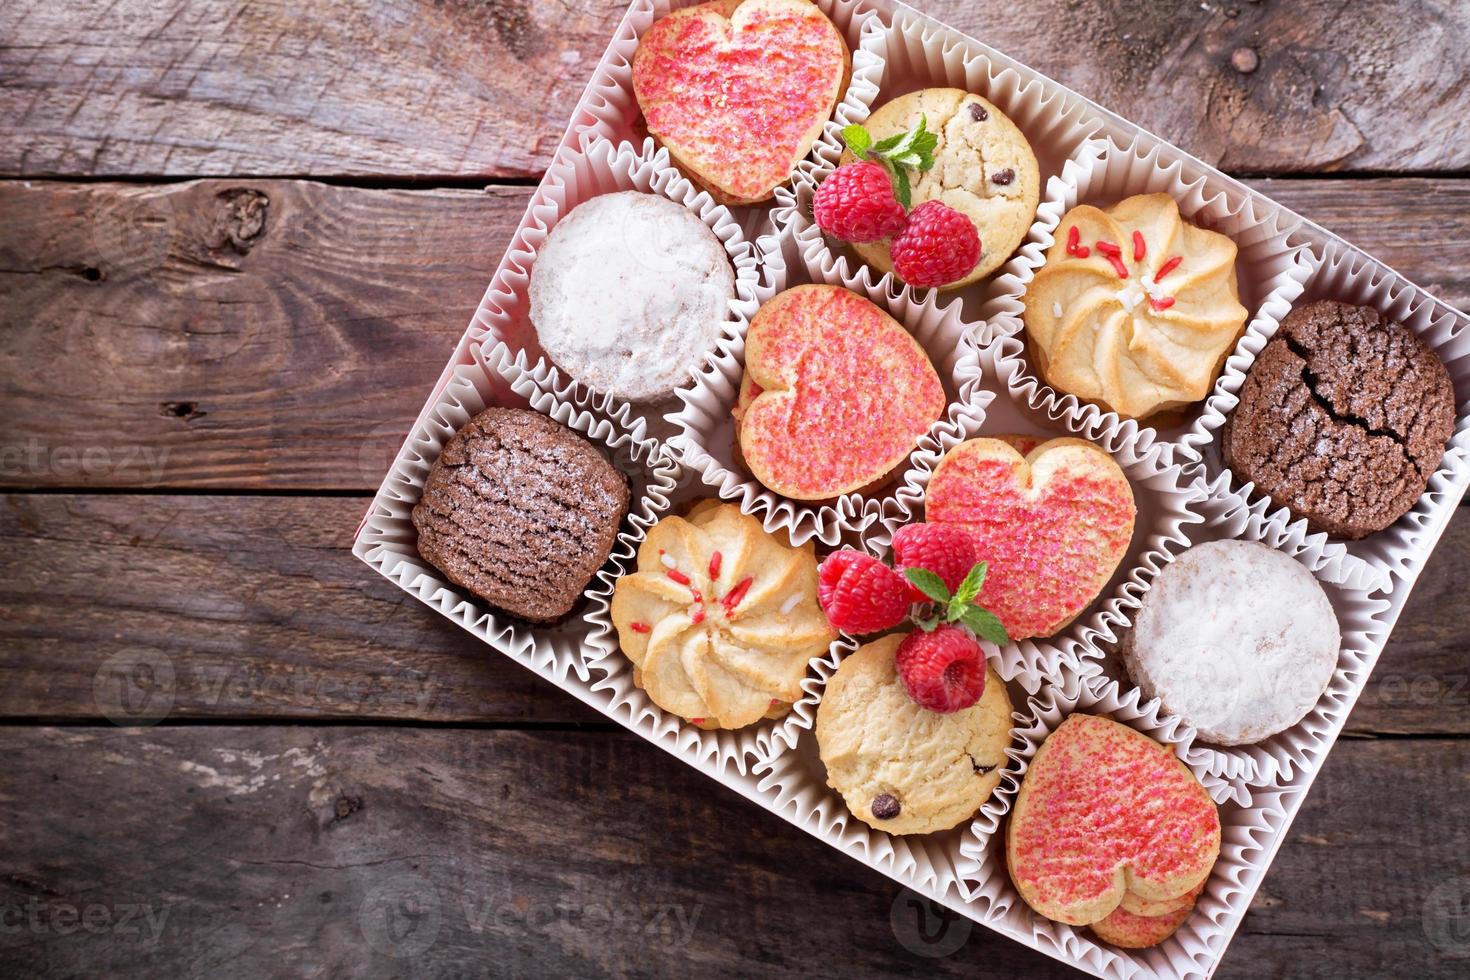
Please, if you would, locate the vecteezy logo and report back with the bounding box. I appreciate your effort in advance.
[92,649,176,726]
[889,887,972,959]
[1424,875,1470,957]
[358,873,442,959]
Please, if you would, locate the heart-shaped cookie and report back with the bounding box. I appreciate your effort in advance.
[1007,714,1220,927]
[735,284,945,500]
[632,0,850,204]
[1091,882,1203,948]
[925,437,1135,640]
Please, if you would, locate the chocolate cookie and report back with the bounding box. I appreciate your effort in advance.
[1223,301,1455,539]
[412,408,629,623]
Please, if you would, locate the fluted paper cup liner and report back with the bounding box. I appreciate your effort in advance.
[803,4,1108,326]
[466,136,762,444]
[581,467,863,776]
[1184,239,1470,592]
[989,134,1313,467]
[353,342,679,685]
[954,670,1300,980]
[752,600,1038,894]
[875,331,1206,693]
[565,0,886,236]
[665,196,979,547]
[1085,473,1394,796]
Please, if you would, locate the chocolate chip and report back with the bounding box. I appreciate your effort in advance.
[967,102,988,122]
[991,168,1015,186]
[871,793,901,820]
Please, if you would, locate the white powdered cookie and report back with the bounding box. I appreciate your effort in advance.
[529,191,735,403]
[1122,540,1340,746]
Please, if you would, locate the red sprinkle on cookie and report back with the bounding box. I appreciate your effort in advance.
[735,285,945,500]
[925,437,1135,640]
[1007,714,1220,928]
[632,0,849,204]
[1091,882,1204,949]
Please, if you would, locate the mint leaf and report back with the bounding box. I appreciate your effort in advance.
[871,130,908,155]
[959,606,1010,648]
[842,124,872,159]
[890,165,912,209]
[915,611,942,633]
[953,561,988,607]
[904,567,950,605]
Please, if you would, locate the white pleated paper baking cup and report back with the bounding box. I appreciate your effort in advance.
[994,134,1313,466]
[1183,238,1470,592]
[665,196,979,547]
[875,331,1207,692]
[579,469,857,776]
[757,614,1037,890]
[954,670,1295,980]
[354,341,678,687]
[566,0,886,233]
[466,135,762,444]
[1086,473,1394,795]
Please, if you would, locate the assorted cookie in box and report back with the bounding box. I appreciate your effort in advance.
[354,0,1470,975]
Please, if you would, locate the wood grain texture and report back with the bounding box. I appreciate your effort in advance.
[3,1,1468,178]
[2,491,1466,733]
[0,494,604,724]
[2,176,1467,491]
[1,726,1466,978]
[0,0,626,178]
[0,178,519,490]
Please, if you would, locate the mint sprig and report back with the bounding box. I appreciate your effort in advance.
[840,114,938,209]
[903,560,1011,648]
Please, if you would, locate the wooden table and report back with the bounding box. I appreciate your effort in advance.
[3,1,1468,976]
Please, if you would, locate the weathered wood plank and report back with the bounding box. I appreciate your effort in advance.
[0,727,1465,978]
[2,177,1468,492]
[0,0,626,179]
[0,494,605,725]
[2,492,1466,733]
[0,178,520,491]
[3,1,1468,177]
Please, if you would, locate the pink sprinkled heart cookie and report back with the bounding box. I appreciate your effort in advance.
[925,437,1135,640]
[1007,714,1220,929]
[632,0,850,204]
[1091,882,1203,948]
[734,284,946,501]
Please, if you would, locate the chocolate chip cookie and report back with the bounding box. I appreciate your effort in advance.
[412,407,630,623]
[1223,301,1455,539]
[815,634,1012,835]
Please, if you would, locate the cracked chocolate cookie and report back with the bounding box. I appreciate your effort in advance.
[412,407,630,623]
[815,634,1012,835]
[1223,301,1454,539]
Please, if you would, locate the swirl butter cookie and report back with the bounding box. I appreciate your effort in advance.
[815,634,1013,835]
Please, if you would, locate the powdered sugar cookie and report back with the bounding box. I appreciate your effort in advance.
[1007,714,1219,926]
[529,191,735,403]
[1121,539,1340,746]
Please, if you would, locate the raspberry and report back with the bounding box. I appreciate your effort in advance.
[895,624,987,713]
[812,162,908,243]
[817,549,911,635]
[892,523,978,599]
[889,201,981,288]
